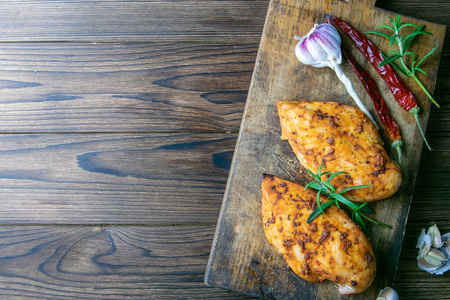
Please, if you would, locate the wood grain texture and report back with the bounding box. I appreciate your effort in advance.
[393,222,450,299]
[0,225,254,299]
[0,0,268,42]
[0,0,445,299]
[1,40,448,135]
[0,133,235,224]
[0,42,257,133]
[205,0,446,299]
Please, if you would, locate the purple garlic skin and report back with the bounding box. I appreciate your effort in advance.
[295,23,342,68]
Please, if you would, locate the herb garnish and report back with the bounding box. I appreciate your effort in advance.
[367,14,440,108]
[305,164,392,233]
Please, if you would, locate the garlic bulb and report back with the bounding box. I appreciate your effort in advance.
[295,23,342,68]
[295,23,379,130]
[376,287,399,300]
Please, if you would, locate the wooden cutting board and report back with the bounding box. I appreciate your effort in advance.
[205,0,446,298]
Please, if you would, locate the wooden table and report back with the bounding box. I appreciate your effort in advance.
[0,0,447,299]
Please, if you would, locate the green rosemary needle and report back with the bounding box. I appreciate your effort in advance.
[304,164,392,233]
[367,14,440,108]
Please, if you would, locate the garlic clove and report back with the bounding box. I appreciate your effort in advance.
[431,257,450,275]
[416,229,432,259]
[377,287,399,300]
[418,257,441,271]
[416,228,450,275]
[422,248,447,269]
[427,225,443,248]
[427,248,447,262]
[441,233,450,257]
[424,255,444,267]
[423,248,450,275]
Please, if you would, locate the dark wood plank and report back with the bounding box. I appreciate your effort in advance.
[0,42,258,133]
[0,0,268,42]
[0,4,445,135]
[393,222,450,299]
[410,132,450,187]
[0,225,254,299]
[205,0,447,299]
[393,133,450,298]
[0,133,235,224]
[0,41,448,134]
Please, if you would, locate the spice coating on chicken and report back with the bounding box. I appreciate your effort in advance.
[277,100,402,202]
[261,174,376,294]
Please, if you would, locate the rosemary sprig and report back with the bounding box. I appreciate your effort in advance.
[304,164,392,233]
[367,14,440,108]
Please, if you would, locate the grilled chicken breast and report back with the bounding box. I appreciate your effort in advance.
[277,100,402,202]
[261,174,376,294]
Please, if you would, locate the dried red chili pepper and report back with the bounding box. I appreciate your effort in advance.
[331,16,431,151]
[327,23,404,166]
[326,16,404,166]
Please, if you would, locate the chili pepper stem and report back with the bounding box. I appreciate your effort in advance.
[409,107,432,151]
[391,140,403,167]
[330,60,380,130]
[411,73,440,108]
[391,140,409,180]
